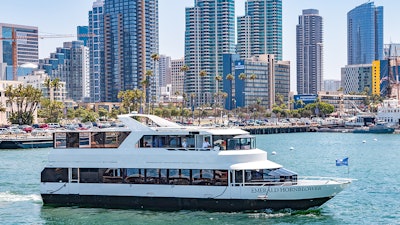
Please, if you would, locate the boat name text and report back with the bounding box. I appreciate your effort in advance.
[251,186,322,193]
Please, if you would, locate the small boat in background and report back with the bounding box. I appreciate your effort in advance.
[353,121,395,134]
[0,134,53,149]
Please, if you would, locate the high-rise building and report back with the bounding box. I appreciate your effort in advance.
[102,0,159,102]
[237,0,282,60]
[347,2,383,65]
[184,0,235,106]
[158,55,171,90]
[341,64,372,94]
[223,54,290,110]
[39,41,89,102]
[170,58,184,98]
[296,9,323,95]
[324,79,341,92]
[0,23,39,80]
[88,0,104,102]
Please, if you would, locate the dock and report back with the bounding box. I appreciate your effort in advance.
[243,125,312,135]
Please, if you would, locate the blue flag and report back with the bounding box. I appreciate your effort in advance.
[336,157,349,166]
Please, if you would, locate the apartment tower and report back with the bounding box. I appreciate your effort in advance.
[296,9,323,95]
[347,2,383,65]
[184,0,236,106]
[237,0,282,60]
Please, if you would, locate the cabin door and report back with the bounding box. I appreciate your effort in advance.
[68,168,80,194]
[229,170,244,199]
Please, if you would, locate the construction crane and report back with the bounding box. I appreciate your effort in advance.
[0,28,94,81]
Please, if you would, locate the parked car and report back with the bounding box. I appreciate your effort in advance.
[31,128,52,136]
[8,127,26,134]
[19,125,33,133]
[0,128,10,135]
[48,123,61,128]
[39,123,49,129]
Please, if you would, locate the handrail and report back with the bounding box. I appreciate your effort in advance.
[166,147,214,152]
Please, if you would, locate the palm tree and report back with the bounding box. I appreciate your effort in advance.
[145,70,153,114]
[151,53,160,110]
[226,73,234,109]
[249,74,257,105]
[214,75,222,112]
[199,70,207,105]
[43,77,53,101]
[51,78,63,101]
[239,73,247,108]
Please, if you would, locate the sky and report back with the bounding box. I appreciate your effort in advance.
[0,0,399,90]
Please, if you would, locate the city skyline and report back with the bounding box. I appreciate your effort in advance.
[0,0,399,88]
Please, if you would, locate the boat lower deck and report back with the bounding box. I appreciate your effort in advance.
[41,194,332,212]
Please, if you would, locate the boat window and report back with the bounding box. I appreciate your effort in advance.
[234,170,243,184]
[141,135,153,147]
[66,132,79,148]
[79,133,90,148]
[41,168,68,182]
[214,170,228,186]
[102,168,123,183]
[145,169,159,184]
[159,169,168,184]
[55,133,66,148]
[153,136,164,147]
[235,168,298,184]
[126,168,144,183]
[71,168,79,183]
[43,167,228,186]
[91,132,105,148]
[80,168,101,183]
[227,136,255,150]
[212,135,229,150]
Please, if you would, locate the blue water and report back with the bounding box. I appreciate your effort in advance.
[1,133,399,224]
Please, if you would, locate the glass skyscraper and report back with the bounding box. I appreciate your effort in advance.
[101,0,158,102]
[347,2,383,65]
[296,9,323,95]
[88,0,104,102]
[237,0,282,61]
[184,0,235,106]
[0,23,38,80]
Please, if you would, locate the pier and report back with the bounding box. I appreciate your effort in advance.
[243,125,311,135]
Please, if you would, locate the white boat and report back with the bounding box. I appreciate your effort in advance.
[344,113,376,127]
[40,113,352,212]
[377,99,400,127]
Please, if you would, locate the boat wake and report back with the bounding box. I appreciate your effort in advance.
[0,191,42,203]
[247,208,322,218]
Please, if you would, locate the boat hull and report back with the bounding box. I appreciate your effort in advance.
[41,194,331,212]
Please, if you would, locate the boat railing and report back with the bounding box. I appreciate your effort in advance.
[166,147,217,152]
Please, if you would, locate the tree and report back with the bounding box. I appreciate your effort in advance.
[199,70,207,105]
[151,53,160,113]
[275,93,285,106]
[98,107,109,121]
[117,89,144,113]
[226,73,234,109]
[304,102,334,117]
[43,77,53,101]
[145,70,154,114]
[5,84,42,124]
[73,107,99,123]
[38,99,64,123]
[249,74,257,105]
[239,73,247,108]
